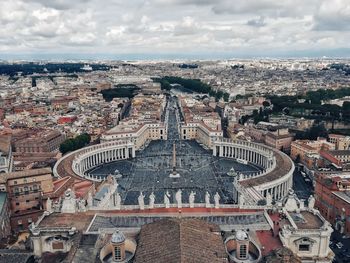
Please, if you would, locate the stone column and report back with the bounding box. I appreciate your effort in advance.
[32,235,43,257]
[132,147,136,158]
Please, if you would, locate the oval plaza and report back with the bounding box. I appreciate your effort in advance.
[54,96,294,207]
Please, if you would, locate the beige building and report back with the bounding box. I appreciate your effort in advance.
[291,138,335,163]
[101,122,167,149]
[329,134,350,150]
[280,191,334,262]
[14,130,65,153]
[181,121,223,148]
[265,128,294,152]
[0,168,54,232]
[101,93,167,149]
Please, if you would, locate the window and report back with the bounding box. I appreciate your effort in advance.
[299,244,310,251]
[114,246,121,260]
[52,242,64,250]
[14,181,17,185]
[239,244,247,259]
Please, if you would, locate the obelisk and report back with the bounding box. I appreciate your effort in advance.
[172,143,176,173]
[170,142,180,178]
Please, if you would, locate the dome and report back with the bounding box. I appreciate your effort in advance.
[111,230,125,244]
[236,230,248,241]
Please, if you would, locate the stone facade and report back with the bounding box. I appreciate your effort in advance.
[0,192,11,239]
[0,135,13,174]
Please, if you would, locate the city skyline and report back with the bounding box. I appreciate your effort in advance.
[0,0,350,59]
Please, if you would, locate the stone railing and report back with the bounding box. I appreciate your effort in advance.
[88,202,266,211]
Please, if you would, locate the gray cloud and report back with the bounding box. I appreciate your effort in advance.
[313,0,350,31]
[27,0,91,10]
[247,16,266,27]
[0,0,349,56]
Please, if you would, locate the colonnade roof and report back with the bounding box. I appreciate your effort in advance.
[240,150,293,187]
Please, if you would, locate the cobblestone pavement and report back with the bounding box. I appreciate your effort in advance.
[90,96,262,205]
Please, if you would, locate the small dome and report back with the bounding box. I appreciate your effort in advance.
[111,230,125,244]
[236,230,248,241]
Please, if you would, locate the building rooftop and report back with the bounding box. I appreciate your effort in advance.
[3,167,52,180]
[133,218,227,263]
[333,191,350,203]
[38,213,93,231]
[0,135,11,156]
[240,150,293,187]
[289,211,324,230]
[87,212,269,232]
[0,249,34,263]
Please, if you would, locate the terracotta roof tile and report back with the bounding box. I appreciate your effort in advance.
[134,218,228,263]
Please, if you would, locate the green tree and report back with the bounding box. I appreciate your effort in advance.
[262,101,271,107]
[59,133,91,154]
[223,92,230,102]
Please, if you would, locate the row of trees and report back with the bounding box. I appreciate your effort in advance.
[304,87,350,104]
[154,76,230,102]
[0,63,110,77]
[294,122,329,140]
[268,88,350,122]
[239,106,270,125]
[59,133,91,154]
[100,84,140,101]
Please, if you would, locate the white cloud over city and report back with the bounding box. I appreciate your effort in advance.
[0,0,349,58]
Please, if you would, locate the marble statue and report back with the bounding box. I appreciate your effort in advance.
[149,192,155,209]
[138,192,145,210]
[87,192,93,208]
[266,192,272,206]
[78,199,86,212]
[284,189,300,212]
[175,189,182,208]
[205,191,211,208]
[53,200,61,212]
[189,191,196,208]
[308,195,315,209]
[61,189,77,213]
[164,191,170,208]
[239,194,245,206]
[115,192,122,210]
[46,197,52,213]
[214,192,220,209]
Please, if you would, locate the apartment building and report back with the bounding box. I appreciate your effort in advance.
[0,168,53,232]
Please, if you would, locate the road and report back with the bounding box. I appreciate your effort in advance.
[292,166,350,262]
[292,168,313,201]
[330,231,350,263]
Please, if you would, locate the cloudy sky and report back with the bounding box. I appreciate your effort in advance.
[0,0,350,59]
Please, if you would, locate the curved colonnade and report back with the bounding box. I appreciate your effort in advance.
[54,138,294,202]
[214,139,294,201]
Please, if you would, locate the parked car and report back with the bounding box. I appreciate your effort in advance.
[336,242,343,249]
